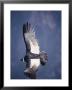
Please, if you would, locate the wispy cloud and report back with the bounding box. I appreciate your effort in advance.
[29,11,56,31]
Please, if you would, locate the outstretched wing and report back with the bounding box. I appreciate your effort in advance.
[23,23,40,54]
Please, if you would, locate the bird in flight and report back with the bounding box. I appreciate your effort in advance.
[21,22,48,79]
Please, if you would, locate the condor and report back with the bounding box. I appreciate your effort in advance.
[21,22,48,79]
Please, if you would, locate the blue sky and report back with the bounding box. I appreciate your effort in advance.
[11,11,61,79]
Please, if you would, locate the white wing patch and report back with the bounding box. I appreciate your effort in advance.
[25,30,40,54]
[30,40,40,54]
[30,59,40,68]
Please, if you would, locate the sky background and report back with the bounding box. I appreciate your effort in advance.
[11,11,61,79]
